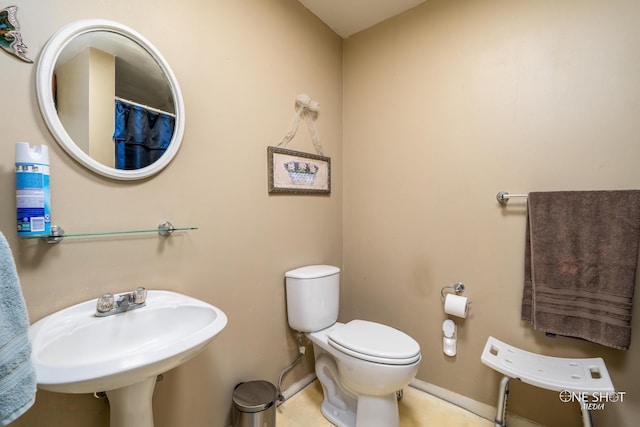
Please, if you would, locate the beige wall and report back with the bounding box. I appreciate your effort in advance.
[4,0,640,426]
[2,0,341,426]
[343,0,640,426]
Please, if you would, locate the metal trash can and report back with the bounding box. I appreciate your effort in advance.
[232,380,276,427]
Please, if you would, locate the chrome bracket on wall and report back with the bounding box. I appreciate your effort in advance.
[496,191,528,205]
[440,282,465,300]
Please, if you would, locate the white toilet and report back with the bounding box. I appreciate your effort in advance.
[285,265,421,427]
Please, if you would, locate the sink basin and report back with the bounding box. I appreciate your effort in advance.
[29,290,227,427]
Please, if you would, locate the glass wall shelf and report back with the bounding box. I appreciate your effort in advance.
[21,221,198,244]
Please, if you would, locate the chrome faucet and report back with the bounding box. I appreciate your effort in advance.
[117,293,133,310]
[95,287,147,317]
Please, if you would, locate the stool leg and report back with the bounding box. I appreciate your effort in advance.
[494,376,510,427]
[579,396,593,427]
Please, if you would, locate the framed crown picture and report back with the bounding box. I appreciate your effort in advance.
[268,146,330,195]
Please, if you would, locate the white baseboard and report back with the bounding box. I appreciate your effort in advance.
[410,378,544,427]
[282,374,541,426]
[281,372,317,401]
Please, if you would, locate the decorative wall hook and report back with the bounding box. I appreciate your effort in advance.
[0,6,33,63]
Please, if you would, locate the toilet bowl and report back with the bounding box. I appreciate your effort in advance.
[285,265,421,427]
[308,321,421,427]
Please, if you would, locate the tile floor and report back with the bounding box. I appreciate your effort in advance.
[276,380,495,427]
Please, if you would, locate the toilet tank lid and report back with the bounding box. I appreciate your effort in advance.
[285,265,340,279]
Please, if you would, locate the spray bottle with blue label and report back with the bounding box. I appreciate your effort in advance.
[16,142,51,236]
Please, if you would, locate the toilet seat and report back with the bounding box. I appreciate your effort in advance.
[328,320,421,365]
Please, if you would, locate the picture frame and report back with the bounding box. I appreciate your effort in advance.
[268,146,331,194]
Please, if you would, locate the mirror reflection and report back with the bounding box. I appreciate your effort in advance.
[37,20,185,180]
[54,31,175,170]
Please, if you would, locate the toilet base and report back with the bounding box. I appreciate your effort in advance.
[316,354,357,427]
[314,353,399,427]
[355,394,399,427]
[319,391,399,427]
[320,398,356,427]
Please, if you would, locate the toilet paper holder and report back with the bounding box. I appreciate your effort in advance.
[440,282,466,300]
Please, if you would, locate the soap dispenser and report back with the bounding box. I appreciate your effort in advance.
[443,319,457,357]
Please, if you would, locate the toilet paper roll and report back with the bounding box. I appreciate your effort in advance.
[444,293,469,318]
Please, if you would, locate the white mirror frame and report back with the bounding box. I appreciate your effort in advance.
[36,19,185,180]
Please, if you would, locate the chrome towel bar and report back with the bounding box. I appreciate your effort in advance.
[496,191,528,204]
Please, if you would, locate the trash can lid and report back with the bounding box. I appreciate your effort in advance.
[232,381,277,413]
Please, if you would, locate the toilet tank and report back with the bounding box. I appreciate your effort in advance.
[285,265,340,332]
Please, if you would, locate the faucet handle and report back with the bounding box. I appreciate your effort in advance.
[134,287,147,304]
[97,293,115,313]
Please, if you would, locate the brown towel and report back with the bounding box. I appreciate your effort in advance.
[522,190,640,350]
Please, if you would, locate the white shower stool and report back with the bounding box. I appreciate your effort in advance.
[480,336,615,427]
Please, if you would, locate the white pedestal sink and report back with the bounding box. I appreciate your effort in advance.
[29,290,228,427]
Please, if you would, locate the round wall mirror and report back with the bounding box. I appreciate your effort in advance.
[36,19,185,180]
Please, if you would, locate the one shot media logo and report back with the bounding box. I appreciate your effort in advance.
[559,390,626,411]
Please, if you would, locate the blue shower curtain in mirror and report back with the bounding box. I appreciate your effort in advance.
[113,99,175,170]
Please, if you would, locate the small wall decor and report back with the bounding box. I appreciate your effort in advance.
[0,5,32,63]
[268,94,330,194]
[268,146,330,194]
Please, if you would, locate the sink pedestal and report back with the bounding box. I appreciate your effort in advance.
[106,377,157,427]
